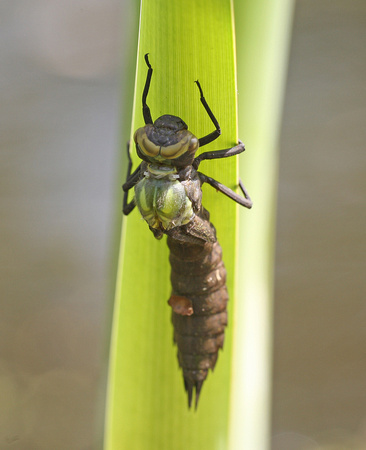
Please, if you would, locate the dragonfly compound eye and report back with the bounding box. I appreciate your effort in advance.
[134,125,199,163]
[133,126,160,158]
[160,134,198,159]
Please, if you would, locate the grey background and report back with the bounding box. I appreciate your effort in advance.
[0,1,365,449]
[0,1,137,448]
[272,1,366,449]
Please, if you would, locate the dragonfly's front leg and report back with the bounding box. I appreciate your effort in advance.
[122,141,141,216]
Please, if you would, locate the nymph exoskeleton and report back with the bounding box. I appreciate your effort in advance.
[123,54,252,408]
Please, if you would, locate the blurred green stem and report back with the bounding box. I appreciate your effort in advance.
[104,0,294,449]
[230,1,294,448]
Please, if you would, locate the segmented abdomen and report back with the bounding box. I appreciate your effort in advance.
[167,234,228,408]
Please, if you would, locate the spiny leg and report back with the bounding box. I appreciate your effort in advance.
[195,80,221,147]
[122,141,141,191]
[239,179,252,207]
[123,166,141,192]
[193,140,245,170]
[199,172,253,209]
[123,192,136,216]
[122,141,138,215]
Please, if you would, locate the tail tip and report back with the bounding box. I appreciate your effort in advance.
[184,378,204,410]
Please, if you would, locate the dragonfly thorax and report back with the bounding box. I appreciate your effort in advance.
[134,164,194,231]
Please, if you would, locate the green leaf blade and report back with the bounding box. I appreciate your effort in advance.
[105,0,240,449]
[229,0,294,448]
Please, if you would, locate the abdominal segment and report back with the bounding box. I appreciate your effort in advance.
[167,236,228,408]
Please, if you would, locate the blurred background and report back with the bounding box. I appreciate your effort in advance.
[272,1,366,449]
[0,1,365,449]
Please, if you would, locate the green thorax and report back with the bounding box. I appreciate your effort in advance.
[134,164,194,231]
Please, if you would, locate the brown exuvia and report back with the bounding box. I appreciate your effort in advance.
[168,221,228,408]
[122,54,252,408]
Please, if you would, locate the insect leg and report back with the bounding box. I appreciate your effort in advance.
[193,141,245,170]
[122,141,138,215]
[123,192,136,216]
[198,172,253,209]
[195,80,221,147]
[123,166,141,191]
[122,140,144,192]
[122,141,141,188]
[142,54,153,125]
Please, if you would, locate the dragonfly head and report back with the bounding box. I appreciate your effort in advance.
[134,114,199,167]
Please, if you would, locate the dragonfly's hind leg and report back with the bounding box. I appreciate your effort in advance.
[199,172,253,209]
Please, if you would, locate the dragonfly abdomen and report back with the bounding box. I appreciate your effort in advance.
[167,237,228,408]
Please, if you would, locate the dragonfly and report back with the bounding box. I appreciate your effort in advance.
[123,54,252,408]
